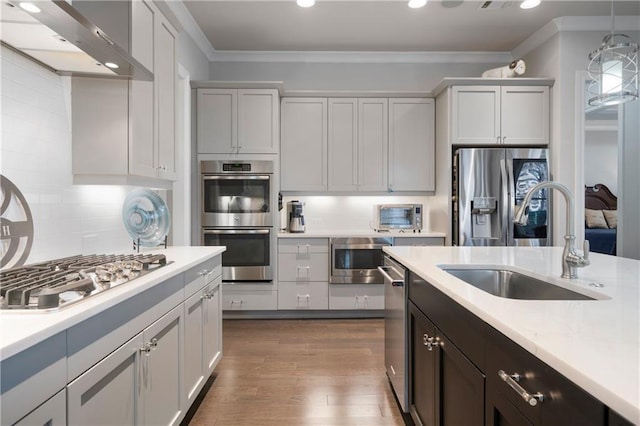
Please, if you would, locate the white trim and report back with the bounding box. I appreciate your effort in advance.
[575,70,588,245]
[175,63,192,246]
[511,19,560,59]
[164,1,216,61]
[210,50,513,64]
[555,15,640,32]
[513,15,640,59]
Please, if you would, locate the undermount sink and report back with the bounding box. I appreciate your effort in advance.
[439,267,597,300]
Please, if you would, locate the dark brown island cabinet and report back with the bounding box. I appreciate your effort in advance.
[407,271,634,426]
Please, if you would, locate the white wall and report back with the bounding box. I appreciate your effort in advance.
[209,61,504,91]
[584,128,618,193]
[0,46,150,266]
[619,99,640,259]
[522,29,640,256]
[280,195,436,233]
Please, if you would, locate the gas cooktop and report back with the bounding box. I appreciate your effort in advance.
[0,254,167,311]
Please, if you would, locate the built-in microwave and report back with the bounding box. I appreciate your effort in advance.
[374,204,423,232]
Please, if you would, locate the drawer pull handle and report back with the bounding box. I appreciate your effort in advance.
[498,370,544,406]
[199,269,209,276]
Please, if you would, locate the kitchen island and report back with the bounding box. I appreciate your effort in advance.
[384,245,639,424]
[0,246,225,425]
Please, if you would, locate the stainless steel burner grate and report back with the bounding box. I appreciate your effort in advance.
[0,254,167,310]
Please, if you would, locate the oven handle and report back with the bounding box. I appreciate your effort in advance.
[202,229,270,235]
[332,244,391,250]
[203,175,270,181]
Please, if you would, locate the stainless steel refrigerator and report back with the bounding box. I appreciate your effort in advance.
[452,147,551,246]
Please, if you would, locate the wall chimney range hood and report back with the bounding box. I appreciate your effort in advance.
[0,0,153,80]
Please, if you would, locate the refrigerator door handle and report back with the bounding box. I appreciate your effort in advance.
[500,158,510,245]
[505,155,517,245]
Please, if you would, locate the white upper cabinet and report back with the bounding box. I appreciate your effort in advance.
[500,86,550,145]
[388,98,435,192]
[155,14,178,180]
[328,98,358,191]
[451,85,549,146]
[284,96,433,193]
[327,98,388,191]
[281,98,328,191]
[328,98,388,191]
[72,0,177,188]
[358,98,388,191]
[197,88,279,154]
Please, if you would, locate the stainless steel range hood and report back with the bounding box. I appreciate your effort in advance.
[0,1,153,80]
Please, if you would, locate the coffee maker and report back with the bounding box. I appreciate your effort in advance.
[287,201,305,233]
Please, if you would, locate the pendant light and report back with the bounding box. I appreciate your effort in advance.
[587,1,639,107]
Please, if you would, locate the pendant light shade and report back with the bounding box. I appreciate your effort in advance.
[587,3,639,108]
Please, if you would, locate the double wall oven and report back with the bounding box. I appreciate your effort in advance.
[201,160,274,282]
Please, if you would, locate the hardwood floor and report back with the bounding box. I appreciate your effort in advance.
[188,318,406,426]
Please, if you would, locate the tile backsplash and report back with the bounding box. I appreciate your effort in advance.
[1,46,136,265]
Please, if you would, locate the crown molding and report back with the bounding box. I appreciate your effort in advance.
[163,0,216,61]
[512,15,640,59]
[210,51,513,64]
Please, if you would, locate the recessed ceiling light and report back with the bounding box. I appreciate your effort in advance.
[296,0,314,7]
[104,62,119,69]
[520,0,541,9]
[408,0,427,8]
[18,2,41,13]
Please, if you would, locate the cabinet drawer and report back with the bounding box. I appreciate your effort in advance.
[278,238,329,254]
[393,237,444,246]
[278,253,329,281]
[278,282,329,310]
[485,326,605,425]
[222,290,277,310]
[329,284,384,310]
[185,257,222,297]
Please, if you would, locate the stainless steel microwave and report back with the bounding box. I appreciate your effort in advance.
[375,204,423,231]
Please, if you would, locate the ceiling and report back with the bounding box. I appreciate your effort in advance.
[183,0,640,52]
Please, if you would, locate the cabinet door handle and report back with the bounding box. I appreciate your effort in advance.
[422,334,440,351]
[140,343,152,356]
[230,300,244,306]
[498,370,544,406]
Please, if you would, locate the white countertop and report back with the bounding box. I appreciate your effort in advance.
[0,246,225,361]
[278,230,446,238]
[384,246,639,424]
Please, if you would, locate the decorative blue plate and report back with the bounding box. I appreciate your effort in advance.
[122,189,170,246]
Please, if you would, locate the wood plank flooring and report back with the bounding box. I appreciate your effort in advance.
[188,318,406,426]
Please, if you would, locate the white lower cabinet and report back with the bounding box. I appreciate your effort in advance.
[329,284,384,310]
[278,282,329,310]
[184,276,223,406]
[278,238,329,310]
[67,304,183,426]
[67,333,144,425]
[142,304,184,426]
[203,282,222,373]
[222,288,278,310]
[15,389,66,426]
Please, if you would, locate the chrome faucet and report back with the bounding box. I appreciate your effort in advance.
[513,181,589,279]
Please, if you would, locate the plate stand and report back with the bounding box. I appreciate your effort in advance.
[133,235,168,253]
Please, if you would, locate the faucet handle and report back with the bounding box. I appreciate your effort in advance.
[583,239,590,262]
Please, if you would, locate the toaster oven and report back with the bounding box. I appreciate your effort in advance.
[375,204,423,232]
